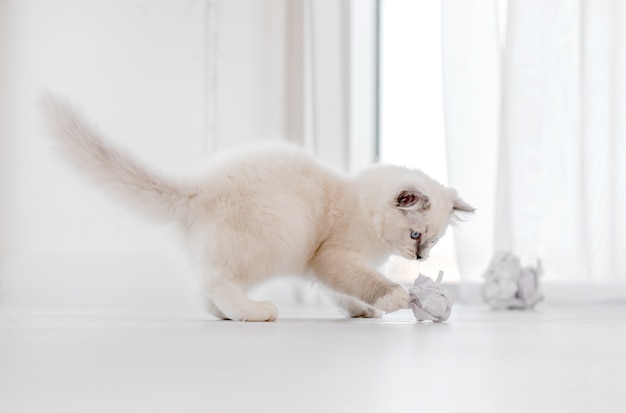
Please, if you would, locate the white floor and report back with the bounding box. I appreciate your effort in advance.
[1,303,626,413]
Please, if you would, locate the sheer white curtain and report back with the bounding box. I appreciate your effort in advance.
[207,0,375,172]
[443,0,626,284]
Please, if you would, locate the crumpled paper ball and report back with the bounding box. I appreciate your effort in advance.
[409,271,453,322]
[482,251,543,310]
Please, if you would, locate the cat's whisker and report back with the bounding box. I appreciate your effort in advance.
[416,255,446,279]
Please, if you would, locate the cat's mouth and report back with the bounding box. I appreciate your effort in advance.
[407,249,424,261]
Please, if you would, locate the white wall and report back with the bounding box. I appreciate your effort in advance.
[0,0,377,312]
[1,0,211,311]
[0,0,12,254]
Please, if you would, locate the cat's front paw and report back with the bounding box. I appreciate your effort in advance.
[373,286,410,313]
[335,296,384,318]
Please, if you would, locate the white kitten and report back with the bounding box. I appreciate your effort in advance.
[43,97,474,321]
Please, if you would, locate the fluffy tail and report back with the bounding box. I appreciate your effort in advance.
[42,95,199,222]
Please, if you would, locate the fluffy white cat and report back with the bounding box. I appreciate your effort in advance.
[44,97,474,321]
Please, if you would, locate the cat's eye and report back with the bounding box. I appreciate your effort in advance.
[410,230,422,240]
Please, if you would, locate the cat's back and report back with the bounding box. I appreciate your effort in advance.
[203,142,342,194]
[191,143,345,273]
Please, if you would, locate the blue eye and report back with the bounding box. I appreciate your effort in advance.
[410,230,422,240]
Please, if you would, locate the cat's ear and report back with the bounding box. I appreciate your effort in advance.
[396,190,429,212]
[450,196,475,222]
[452,197,475,213]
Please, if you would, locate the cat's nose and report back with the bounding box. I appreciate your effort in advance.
[416,253,423,260]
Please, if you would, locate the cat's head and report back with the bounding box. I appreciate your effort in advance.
[359,166,474,261]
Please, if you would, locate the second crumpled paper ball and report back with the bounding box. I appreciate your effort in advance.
[482,251,543,310]
[408,271,453,322]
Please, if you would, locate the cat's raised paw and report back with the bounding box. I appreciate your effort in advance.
[373,286,410,313]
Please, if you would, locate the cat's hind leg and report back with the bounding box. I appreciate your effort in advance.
[204,277,278,322]
[204,298,229,320]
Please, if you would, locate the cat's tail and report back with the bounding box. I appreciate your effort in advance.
[42,94,199,222]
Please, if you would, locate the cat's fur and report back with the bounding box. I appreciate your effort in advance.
[43,97,474,321]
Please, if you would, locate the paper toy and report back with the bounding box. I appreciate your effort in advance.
[482,251,543,310]
[408,271,453,322]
